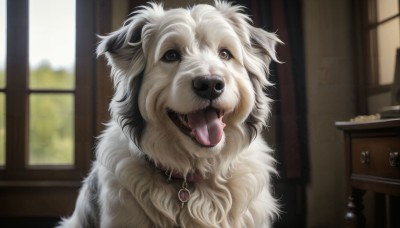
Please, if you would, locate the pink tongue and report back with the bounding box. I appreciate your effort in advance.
[187,108,225,146]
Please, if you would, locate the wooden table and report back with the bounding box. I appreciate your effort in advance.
[335,119,400,228]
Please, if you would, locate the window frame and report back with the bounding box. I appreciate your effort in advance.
[0,0,107,217]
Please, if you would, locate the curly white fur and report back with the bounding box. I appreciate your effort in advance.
[58,1,281,227]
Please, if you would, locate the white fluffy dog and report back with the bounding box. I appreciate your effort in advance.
[58,1,281,227]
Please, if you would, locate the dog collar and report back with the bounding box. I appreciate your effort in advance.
[145,156,203,183]
[145,156,203,207]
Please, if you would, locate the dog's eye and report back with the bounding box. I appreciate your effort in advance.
[162,50,181,63]
[219,49,233,61]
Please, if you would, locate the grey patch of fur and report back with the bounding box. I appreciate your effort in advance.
[84,171,100,228]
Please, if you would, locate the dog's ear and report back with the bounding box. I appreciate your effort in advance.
[249,27,282,66]
[97,19,144,56]
[96,5,161,147]
[245,28,282,139]
[96,10,151,75]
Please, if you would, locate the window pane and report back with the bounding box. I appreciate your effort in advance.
[0,93,4,166]
[29,0,75,89]
[377,0,399,21]
[376,18,400,85]
[0,0,6,88]
[29,94,74,165]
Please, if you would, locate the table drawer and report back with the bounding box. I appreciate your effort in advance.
[351,137,400,179]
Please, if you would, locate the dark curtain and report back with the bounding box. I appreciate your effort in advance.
[235,0,309,227]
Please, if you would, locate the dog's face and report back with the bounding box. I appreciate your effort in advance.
[98,2,280,164]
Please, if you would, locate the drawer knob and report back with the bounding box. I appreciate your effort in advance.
[360,151,370,164]
[389,152,399,167]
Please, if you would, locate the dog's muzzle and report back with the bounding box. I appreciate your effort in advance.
[167,75,226,148]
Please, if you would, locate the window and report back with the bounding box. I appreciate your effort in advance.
[28,0,76,166]
[368,0,399,88]
[0,0,98,217]
[353,0,400,113]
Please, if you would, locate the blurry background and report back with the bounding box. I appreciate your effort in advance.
[0,0,398,227]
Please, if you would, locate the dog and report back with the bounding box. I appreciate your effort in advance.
[58,1,281,227]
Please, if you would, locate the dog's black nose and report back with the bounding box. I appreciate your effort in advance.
[192,75,225,100]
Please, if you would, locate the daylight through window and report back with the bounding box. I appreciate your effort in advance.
[28,0,76,166]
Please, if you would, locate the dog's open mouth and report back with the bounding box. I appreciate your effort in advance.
[167,107,225,147]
